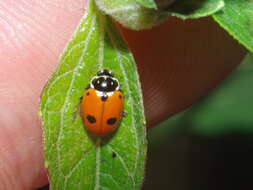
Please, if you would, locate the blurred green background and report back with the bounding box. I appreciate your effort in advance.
[143,53,253,190]
[38,53,253,190]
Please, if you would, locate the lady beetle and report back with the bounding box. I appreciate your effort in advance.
[80,69,124,135]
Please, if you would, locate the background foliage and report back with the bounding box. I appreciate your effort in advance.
[145,53,253,189]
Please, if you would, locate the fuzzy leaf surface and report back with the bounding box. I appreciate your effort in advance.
[136,0,157,9]
[95,0,167,30]
[39,0,147,189]
[167,0,224,19]
[213,0,253,53]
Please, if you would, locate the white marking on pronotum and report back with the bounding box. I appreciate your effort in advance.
[94,138,101,190]
[96,91,113,97]
[90,76,120,91]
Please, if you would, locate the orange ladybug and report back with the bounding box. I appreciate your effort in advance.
[80,69,124,135]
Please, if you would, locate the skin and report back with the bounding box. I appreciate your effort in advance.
[0,0,245,189]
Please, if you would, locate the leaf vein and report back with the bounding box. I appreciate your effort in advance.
[107,26,140,179]
[56,16,96,180]
[107,145,136,187]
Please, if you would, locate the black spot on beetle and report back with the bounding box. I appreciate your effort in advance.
[119,94,122,99]
[107,118,117,125]
[87,115,96,123]
[101,94,108,101]
[86,92,90,96]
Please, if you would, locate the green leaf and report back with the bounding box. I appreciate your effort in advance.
[213,0,253,53]
[136,0,157,9]
[39,0,147,189]
[167,0,224,19]
[95,0,167,30]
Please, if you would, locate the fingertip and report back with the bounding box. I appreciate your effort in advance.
[121,17,245,127]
